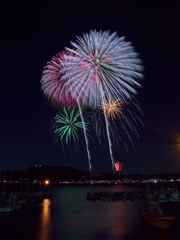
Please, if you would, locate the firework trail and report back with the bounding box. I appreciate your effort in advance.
[77,101,92,174]
[99,95,124,171]
[99,91,116,171]
[61,30,143,171]
[95,99,144,152]
[41,51,93,170]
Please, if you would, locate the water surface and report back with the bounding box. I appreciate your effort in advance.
[0,184,180,240]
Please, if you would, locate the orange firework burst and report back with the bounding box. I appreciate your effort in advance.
[100,97,123,119]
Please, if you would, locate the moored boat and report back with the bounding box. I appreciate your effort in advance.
[0,203,21,213]
[169,188,180,202]
[0,193,21,213]
[157,191,169,202]
[142,201,176,229]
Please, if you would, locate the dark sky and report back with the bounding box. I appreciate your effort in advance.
[1,0,180,174]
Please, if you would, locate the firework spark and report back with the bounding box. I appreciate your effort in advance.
[51,107,89,152]
[60,30,143,172]
[100,97,123,119]
[41,30,144,173]
[92,100,144,150]
[61,30,143,107]
[41,51,93,170]
[114,162,123,171]
[41,51,77,107]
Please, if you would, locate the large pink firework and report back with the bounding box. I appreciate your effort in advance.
[41,51,77,107]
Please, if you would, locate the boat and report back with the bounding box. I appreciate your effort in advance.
[157,190,169,202]
[0,203,21,213]
[142,201,176,229]
[0,193,21,213]
[169,188,180,202]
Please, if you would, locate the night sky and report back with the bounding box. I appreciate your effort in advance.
[1,0,180,174]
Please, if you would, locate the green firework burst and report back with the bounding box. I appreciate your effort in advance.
[51,107,89,152]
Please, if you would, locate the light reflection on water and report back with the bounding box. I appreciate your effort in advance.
[55,199,144,239]
[51,186,144,239]
[51,185,180,240]
[38,199,52,240]
[0,185,180,240]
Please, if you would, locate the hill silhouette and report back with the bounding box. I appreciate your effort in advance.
[1,165,180,182]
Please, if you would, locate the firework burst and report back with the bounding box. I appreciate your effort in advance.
[100,97,123,120]
[51,107,89,152]
[41,51,77,108]
[41,30,144,173]
[93,99,144,150]
[59,30,143,172]
[61,30,143,107]
[41,51,94,169]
